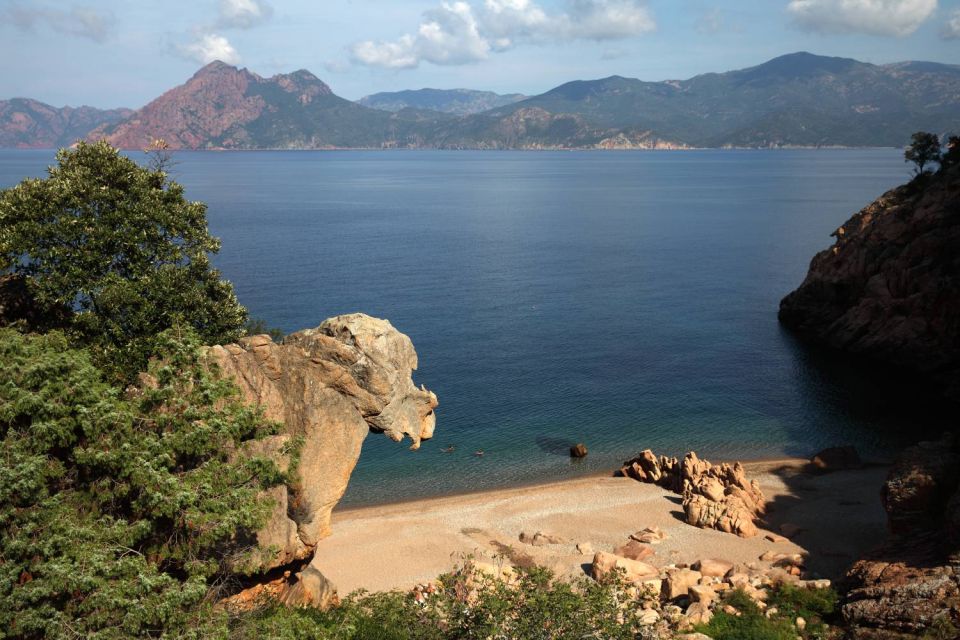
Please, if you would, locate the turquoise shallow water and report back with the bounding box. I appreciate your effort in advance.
[0,149,951,506]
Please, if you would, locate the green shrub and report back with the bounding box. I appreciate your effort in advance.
[228,564,647,640]
[696,588,800,640]
[0,328,283,639]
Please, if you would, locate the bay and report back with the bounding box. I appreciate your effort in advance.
[1,148,947,506]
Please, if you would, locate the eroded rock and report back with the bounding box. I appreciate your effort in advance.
[207,313,437,607]
[620,450,765,537]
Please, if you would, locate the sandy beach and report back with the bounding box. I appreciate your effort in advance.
[312,459,889,595]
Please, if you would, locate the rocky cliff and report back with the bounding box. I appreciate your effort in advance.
[206,313,437,607]
[842,434,960,637]
[779,163,960,400]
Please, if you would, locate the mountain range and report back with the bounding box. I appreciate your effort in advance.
[358,89,527,115]
[2,52,958,150]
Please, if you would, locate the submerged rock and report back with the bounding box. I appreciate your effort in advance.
[206,313,437,607]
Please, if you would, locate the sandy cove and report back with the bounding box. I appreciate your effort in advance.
[311,459,889,595]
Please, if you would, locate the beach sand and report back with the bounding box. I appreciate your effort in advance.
[312,459,889,595]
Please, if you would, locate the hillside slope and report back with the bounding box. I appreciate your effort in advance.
[0,99,132,148]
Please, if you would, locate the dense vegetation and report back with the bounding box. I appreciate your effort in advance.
[0,143,283,638]
[0,141,247,377]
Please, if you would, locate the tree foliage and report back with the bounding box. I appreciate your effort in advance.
[0,141,247,376]
[0,328,284,639]
[904,131,942,175]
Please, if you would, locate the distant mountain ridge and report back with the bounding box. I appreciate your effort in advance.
[2,52,959,149]
[0,99,131,148]
[358,89,527,115]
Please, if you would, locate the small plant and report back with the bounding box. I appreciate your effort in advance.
[696,586,837,640]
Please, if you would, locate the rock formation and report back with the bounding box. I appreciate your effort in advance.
[618,450,765,538]
[842,434,960,637]
[779,164,960,401]
[207,313,437,607]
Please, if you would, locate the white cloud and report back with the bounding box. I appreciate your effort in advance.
[218,0,273,29]
[176,32,241,65]
[565,0,655,40]
[2,3,115,43]
[352,2,490,69]
[943,9,960,38]
[786,0,938,37]
[350,0,655,69]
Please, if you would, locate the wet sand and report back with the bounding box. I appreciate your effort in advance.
[312,459,889,595]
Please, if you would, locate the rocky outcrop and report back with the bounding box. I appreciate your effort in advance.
[779,164,960,401]
[619,450,765,537]
[842,434,960,637]
[207,313,437,607]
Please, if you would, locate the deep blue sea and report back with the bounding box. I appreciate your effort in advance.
[1,149,951,506]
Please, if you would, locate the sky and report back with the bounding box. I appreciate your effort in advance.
[1,0,958,109]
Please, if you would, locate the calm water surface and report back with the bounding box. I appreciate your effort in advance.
[0,149,948,506]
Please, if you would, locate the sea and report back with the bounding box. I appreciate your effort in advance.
[1,148,951,506]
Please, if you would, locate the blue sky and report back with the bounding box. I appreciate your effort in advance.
[1,0,958,108]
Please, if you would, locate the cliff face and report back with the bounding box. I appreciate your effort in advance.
[206,313,437,607]
[779,164,960,400]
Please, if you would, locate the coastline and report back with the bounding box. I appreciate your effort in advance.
[336,455,829,513]
[318,457,890,595]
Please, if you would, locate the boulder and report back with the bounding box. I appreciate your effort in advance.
[570,443,588,458]
[663,568,703,600]
[688,584,717,605]
[519,531,566,546]
[206,313,438,607]
[685,602,713,625]
[576,542,594,556]
[811,445,862,472]
[630,526,668,544]
[842,434,960,636]
[620,450,765,538]
[693,558,734,578]
[591,551,659,584]
[613,540,655,562]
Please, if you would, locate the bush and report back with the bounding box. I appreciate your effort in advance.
[0,328,284,639]
[696,586,835,640]
[229,564,648,640]
[0,141,247,377]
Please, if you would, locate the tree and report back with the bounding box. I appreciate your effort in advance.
[0,141,247,376]
[941,135,960,169]
[0,328,285,639]
[904,131,941,175]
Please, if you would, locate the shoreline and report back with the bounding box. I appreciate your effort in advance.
[316,458,891,595]
[335,454,890,514]
[7,145,901,152]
